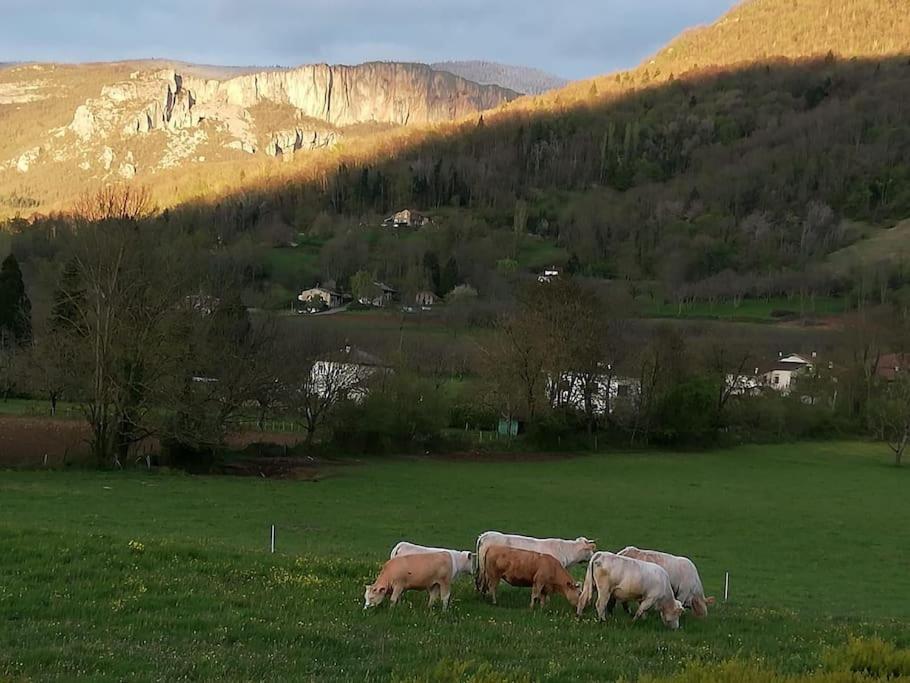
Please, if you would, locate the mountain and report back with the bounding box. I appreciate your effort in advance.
[0,61,517,217]
[432,61,568,94]
[135,0,907,299]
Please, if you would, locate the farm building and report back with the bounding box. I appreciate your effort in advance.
[383,209,429,229]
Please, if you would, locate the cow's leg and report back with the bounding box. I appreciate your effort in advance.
[633,597,656,621]
[440,581,452,611]
[489,579,498,605]
[427,585,439,607]
[606,596,616,615]
[595,587,612,621]
[530,585,542,609]
[389,585,405,607]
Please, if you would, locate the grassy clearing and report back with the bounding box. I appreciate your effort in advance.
[1,442,908,681]
[0,398,81,419]
[643,296,846,322]
[827,218,910,270]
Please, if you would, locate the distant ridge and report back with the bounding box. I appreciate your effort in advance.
[432,60,568,95]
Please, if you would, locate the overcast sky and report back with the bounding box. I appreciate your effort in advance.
[0,0,738,79]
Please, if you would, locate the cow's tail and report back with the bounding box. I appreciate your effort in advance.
[577,554,597,617]
[474,534,487,593]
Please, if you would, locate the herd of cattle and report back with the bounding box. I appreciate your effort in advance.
[363,532,715,629]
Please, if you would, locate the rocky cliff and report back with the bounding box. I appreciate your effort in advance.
[0,61,518,215]
[185,62,517,127]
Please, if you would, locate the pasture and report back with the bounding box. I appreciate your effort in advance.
[1,442,909,681]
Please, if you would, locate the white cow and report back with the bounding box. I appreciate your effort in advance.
[390,541,473,579]
[578,551,685,629]
[618,546,715,617]
[474,531,596,592]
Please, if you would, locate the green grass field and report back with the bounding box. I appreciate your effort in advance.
[643,296,846,322]
[1,442,909,681]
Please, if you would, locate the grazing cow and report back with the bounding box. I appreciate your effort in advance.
[363,552,454,610]
[475,531,596,592]
[389,541,473,579]
[618,546,715,617]
[577,551,685,629]
[481,545,581,609]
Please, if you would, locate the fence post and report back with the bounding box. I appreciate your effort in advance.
[270,525,276,554]
[724,571,730,601]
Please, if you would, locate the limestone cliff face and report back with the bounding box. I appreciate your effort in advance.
[185,62,518,127]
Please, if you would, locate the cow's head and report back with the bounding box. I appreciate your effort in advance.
[563,579,581,607]
[660,599,685,629]
[363,583,389,609]
[458,551,475,574]
[576,537,597,561]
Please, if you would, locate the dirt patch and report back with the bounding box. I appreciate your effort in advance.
[420,450,586,463]
[225,430,308,449]
[215,455,360,480]
[0,416,91,466]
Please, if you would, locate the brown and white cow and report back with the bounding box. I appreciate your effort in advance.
[578,551,685,629]
[475,531,596,592]
[481,545,581,609]
[363,551,454,610]
[618,546,715,617]
[389,541,473,580]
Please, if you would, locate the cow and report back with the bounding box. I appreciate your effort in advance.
[474,531,596,592]
[481,545,581,609]
[389,541,473,579]
[618,546,715,617]
[577,551,685,629]
[363,551,454,610]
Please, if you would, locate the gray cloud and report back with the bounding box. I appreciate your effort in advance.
[0,0,736,79]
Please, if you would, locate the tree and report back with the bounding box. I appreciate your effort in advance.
[440,257,459,295]
[350,270,377,302]
[0,254,32,347]
[871,374,910,466]
[423,252,441,295]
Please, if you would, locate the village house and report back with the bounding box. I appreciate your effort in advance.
[382,209,429,229]
[549,367,640,415]
[310,345,388,403]
[761,353,816,394]
[877,353,910,381]
[415,290,437,307]
[297,286,343,312]
[538,266,561,283]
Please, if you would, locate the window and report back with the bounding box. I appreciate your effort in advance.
[773,374,780,385]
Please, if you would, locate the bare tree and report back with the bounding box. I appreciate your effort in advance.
[71,185,152,223]
[871,374,910,466]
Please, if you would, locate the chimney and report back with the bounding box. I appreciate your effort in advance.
[812,351,817,359]
[778,352,783,358]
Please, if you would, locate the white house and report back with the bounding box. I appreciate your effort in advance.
[310,346,387,403]
[538,266,561,283]
[762,353,815,394]
[549,370,640,415]
[298,287,343,311]
[383,209,429,229]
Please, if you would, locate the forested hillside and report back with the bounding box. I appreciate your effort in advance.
[7,0,910,313]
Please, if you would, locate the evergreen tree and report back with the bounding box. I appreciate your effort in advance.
[0,254,31,347]
[423,252,441,295]
[51,258,83,333]
[440,257,459,296]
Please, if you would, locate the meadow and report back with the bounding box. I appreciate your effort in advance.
[1,442,909,681]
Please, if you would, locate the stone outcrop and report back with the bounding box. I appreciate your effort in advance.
[265,128,338,157]
[70,105,96,141]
